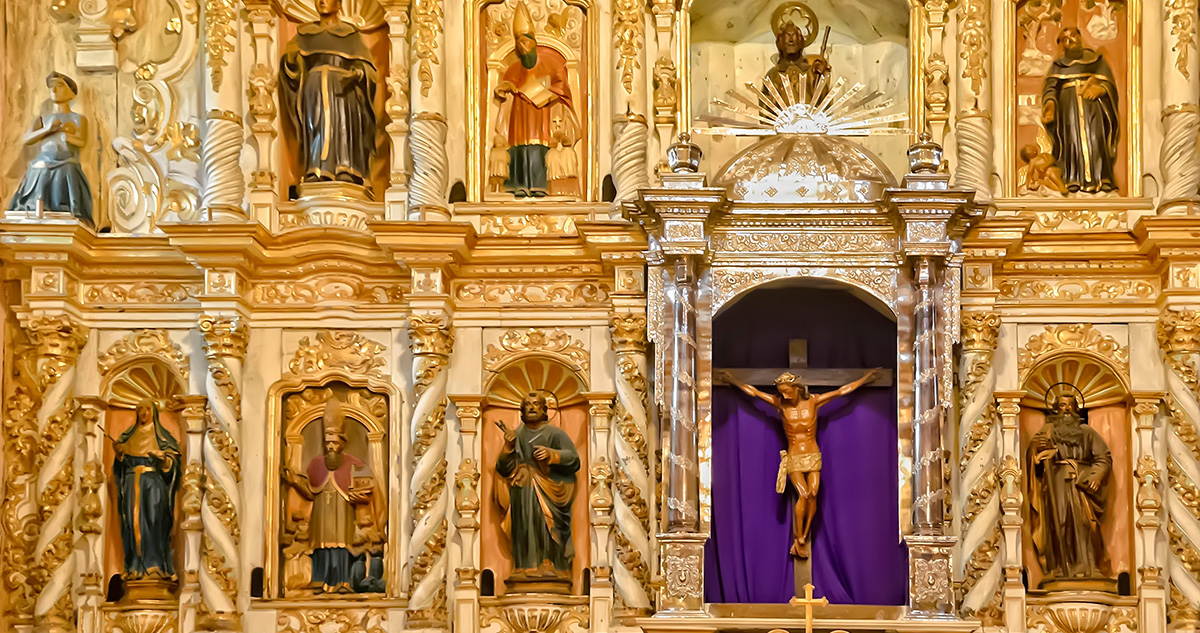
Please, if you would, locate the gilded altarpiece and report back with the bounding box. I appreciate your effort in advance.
[470,0,593,202]
[1009,0,1138,197]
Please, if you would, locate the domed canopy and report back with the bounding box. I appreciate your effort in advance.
[712,133,897,203]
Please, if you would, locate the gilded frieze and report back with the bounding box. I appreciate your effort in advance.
[253,279,404,306]
[710,232,895,254]
[997,279,1155,302]
[454,281,609,306]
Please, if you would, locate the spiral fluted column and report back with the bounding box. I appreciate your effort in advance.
[610,312,653,613]
[197,315,247,630]
[407,313,453,627]
[951,0,992,203]
[28,316,88,633]
[956,312,1002,620]
[1159,0,1200,209]
[1157,309,1200,621]
[407,0,448,218]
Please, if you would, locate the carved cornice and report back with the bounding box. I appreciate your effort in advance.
[98,329,190,381]
[1017,324,1129,379]
[288,331,387,379]
[484,328,590,373]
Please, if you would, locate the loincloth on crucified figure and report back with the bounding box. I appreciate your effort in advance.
[776,449,822,494]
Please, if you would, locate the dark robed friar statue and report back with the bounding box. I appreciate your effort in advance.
[1027,391,1114,589]
[113,401,181,581]
[1041,27,1119,194]
[280,0,377,185]
[494,393,580,592]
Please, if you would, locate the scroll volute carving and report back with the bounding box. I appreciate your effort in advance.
[279,383,389,596]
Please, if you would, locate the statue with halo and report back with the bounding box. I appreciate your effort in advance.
[1026,383,1114,591]
[764,2,832,106]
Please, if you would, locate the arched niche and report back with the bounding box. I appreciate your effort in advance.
[1017,352,1133,592]
[687,0,914,177]
[99,342,190,597]
[701,282,907,604]
[263,372,400,599]
[479,356,591,596]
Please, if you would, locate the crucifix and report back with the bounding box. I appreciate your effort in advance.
[715,339,892,592]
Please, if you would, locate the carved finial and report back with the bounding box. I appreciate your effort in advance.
[907,131,942,174]
[667,133,702,173]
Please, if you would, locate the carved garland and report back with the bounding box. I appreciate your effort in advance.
[98,329,190,381]
[288,330,388,379]
[483,328,590,374]
[1016,323,1130,380]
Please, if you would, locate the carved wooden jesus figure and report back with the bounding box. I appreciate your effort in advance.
[719,368,881,558]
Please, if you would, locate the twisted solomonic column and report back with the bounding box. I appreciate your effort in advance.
[197,315,248,629]
[29,316,88,633]
[957,312,1003,621]
[610,313,652,614]
[407,314,453,627]
[1158,309,1200,621]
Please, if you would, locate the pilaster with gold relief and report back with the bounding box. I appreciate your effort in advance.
[29,315,89,633]
[952,0,993,203]
[245,1,281,224]
[451,396,482,633]
[383,1,412,218]
[176,395,209,633]
[73,397,105,633]
[958,312,1002,622]
[1131,393,1167,633]
[995,393,1027,633]
[589,396,615,631]
[197,315,247,630]
[648,0,679,173]
[920,0,951,142]
[612,0,650,204]
[407,311,454,627]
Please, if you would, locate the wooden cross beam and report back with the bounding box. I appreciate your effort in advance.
[715,339,893,387]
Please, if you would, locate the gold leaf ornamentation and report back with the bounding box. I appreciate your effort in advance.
[1168,0,1198,79]
[1016,324,1129,380]
[957,0,989,96]
[98,329,190,382]
[613,0,643,94]
[483,328,590,373]
[412,0,442,98]
[288,331,388,379]
[204,0,237,90]
[455,281,609,306]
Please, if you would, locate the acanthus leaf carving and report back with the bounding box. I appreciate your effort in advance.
[484,328,590,373]
[1017,323,1129,379]
[97,329,190,382]
[288,331,388,379]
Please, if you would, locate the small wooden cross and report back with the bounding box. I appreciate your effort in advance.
[788,582,829,633]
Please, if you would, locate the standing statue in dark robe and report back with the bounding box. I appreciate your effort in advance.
[493,1,575,198]
[1027,393,1113,589]
[113,402,180,581]
[494,393,580,593]
[280,0,377,186]
[282,398,385,594]
[9,72,93,223]
[1041,27,1119,194]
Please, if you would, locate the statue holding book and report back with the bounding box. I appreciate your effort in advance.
[492,1,577,198]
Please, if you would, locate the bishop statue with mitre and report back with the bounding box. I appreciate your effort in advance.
[493,1,575,198]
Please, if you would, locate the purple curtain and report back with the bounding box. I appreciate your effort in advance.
[704,287,907,605]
